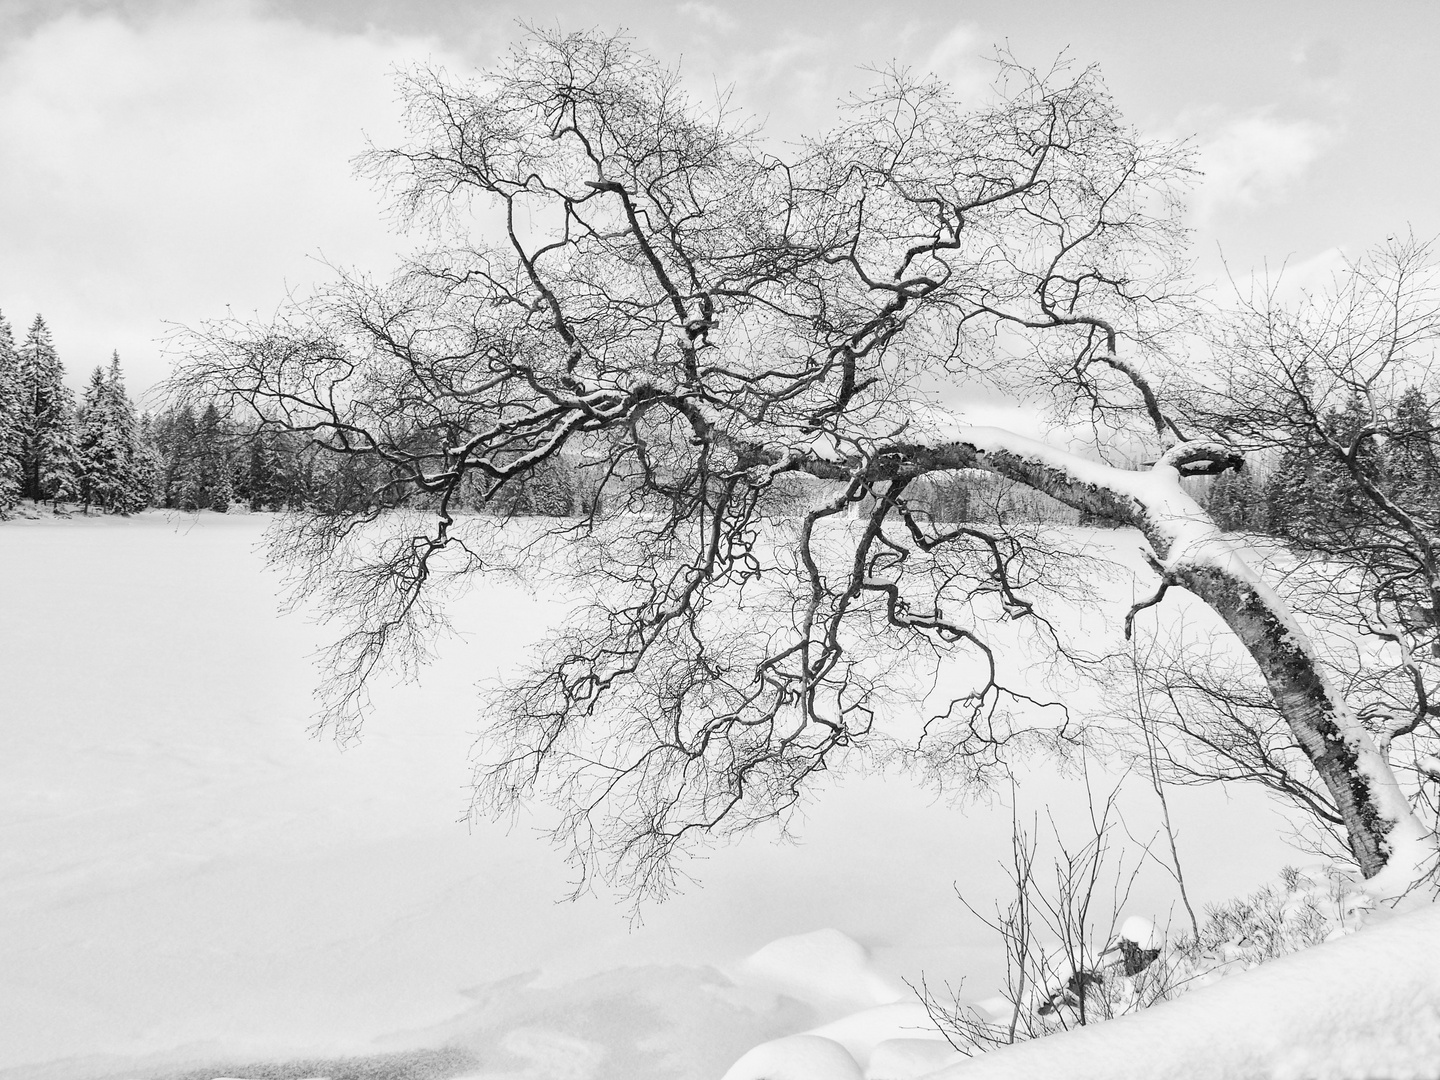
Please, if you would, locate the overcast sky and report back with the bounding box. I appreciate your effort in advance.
[2,0,1436,400]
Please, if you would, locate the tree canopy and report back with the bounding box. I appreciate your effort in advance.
[174,30,1439,897]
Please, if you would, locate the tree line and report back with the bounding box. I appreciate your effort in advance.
[0,311,153,513]
[0,307,470,515]
[7,300,1437,539]
[1192,388,1440,549]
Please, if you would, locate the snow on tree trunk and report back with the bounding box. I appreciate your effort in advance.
[789,426,1436,888]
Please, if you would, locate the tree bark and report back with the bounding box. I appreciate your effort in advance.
[786,428,1434,881]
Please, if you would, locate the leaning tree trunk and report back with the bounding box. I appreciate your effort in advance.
[1162,552,1422,878]
[971,433,1433,884]
[790,428,1436,887]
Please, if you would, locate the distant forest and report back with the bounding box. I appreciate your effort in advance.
[3,307,1439,547]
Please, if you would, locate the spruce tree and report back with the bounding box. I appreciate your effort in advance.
[0,310,22,510]
[18,316,81,504]
[77,366,114,510]
[1386,387,1440,518]
[1324,395,1384,528]
[1206,470,1237,530]
[135,412,164,507]
[245,428,287,511]
[76,354,150,513]
[105,353,148,512]
[1265,439,1321,542]
[195,403,233,512]
[168,405,203,510]
[520,456,575,516]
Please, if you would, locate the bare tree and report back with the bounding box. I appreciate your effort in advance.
[1115,242,1440,873]
[172,30,1435,894]
[913,775,1179,1055]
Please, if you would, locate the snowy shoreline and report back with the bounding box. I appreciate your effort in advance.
[0,514,1311,1078]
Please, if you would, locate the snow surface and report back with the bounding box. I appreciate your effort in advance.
[926,900,1440,1080]
[725,888,1440,1080]
[0,512,1303,1078]
[737,929,905,1015]
[722,934,967,1080]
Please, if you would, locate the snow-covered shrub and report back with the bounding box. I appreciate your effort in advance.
[1169,864,1364,987]
[920,862,1368,1058]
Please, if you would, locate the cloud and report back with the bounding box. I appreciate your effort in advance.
[1223,245,1351,309]
[1186,109,1333,224]
[917,22,988,99]
[0,3,466,394]
[1291,37,1344,83]
[676,1,736,33]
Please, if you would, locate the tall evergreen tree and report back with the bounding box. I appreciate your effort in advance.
[1265,438,1319,541]
[195,402,233,512]
[243,428,288,511]
[166,404,203,509]
[75,354,148,513]
[135,411,164,508]
[0,310,22,510]
[1324,394,1385,527]
[77,366,114,510]
[18,315,80,503]
[1386,387,1440,519]
[104,353,147,512]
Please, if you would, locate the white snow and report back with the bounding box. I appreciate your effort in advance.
[866,1038,968,1079]
[726,934,968,1078]
[721,1034,867,1080]
[737,929,906,1014]
[807,1002,964,1078]
[1114,915,1157,950]
[926,899,1440,1080]
[726,893,1440,1080]
[0,512,1313,1077]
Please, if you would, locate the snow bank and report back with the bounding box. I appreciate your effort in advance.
[929,900,1440,1080]
[722,1034,868,1080]
[725,930,966,1079]
[722,1005,970,1080]
[737,929,906,1014]
[0,514,1308,1077]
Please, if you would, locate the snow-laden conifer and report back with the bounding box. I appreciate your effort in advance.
[195,402,232,512]
[0,310,22,510]
[18,315,81,504]
[77,353,149,513]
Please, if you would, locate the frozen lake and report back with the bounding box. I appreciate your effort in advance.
[0,513,1297,1078]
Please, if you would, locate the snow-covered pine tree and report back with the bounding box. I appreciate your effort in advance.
[0,310,22,511]
[521,456,575,516]
[1204,464,1268,533]
[1386,386,1440,516]
[166,404,203,509]
[135,412,164,507]
[18,315,81,504]
[75,355,147,513]
[1325,395,1385,528]
[77,367,118,511]
[104,353,147,512]
[243,428,287,511]
[1265,430,1326,543]
[195,402,232,512]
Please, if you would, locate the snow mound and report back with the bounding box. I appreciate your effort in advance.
[720,1033,866,1080]
[737,929,905,1012]
[929,900,1440,1080]
[728,995,964,1079]
[808,1001,950,1069]
[725,931,935,1079]
[1114,915,1157,950]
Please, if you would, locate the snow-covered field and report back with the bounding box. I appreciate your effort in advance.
[0,513,1315,1079]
